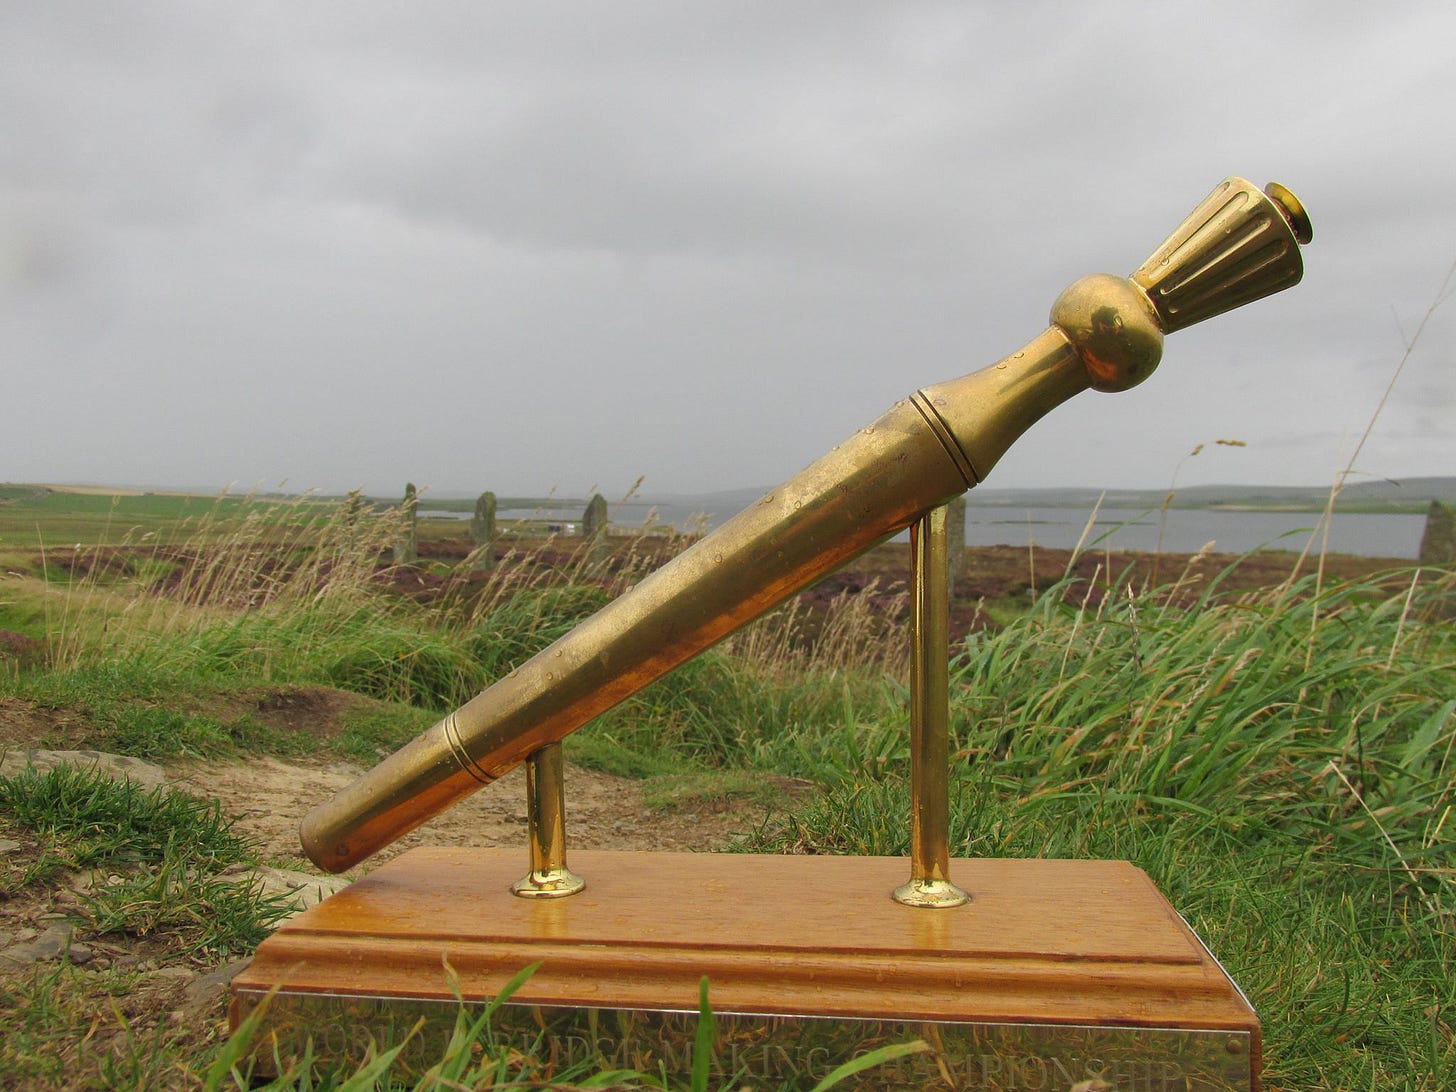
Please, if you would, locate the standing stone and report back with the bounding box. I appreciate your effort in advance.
[393,483,418,565]
[1418,500,1456,566]
[944,494,968,593]
[469,491,498,571]
[582,494,609,560]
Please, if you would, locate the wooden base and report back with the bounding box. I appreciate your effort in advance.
[231,849,1260,1088]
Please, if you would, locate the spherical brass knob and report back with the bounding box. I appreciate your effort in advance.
[1050,274,1165,393]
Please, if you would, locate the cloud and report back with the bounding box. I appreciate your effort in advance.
[3,3,1455,497]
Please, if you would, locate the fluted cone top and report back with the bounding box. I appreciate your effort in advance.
[1131,178,1310,333]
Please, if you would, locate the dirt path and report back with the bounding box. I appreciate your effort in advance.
[168,754,766,873]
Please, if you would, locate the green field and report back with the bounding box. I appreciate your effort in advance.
[0,487,1452,1088]
[0,486,336,549]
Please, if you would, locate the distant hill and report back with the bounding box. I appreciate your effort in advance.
[962,477,1456,514]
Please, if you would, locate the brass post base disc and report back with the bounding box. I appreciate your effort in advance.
[510,867,585,899]
[892,876,970,908]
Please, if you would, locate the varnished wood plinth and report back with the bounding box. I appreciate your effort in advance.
[231,849,1260,1088]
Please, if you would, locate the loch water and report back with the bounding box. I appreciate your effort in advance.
[455,502,1426,559]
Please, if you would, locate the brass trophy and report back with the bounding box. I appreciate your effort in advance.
[234,178,1311,1090]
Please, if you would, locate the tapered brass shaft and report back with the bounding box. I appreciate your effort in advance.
[302,178,1311,873]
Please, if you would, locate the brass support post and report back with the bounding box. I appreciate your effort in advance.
[511,742,584,898]
[893,505,970,908]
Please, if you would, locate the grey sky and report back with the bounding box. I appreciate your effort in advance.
[4,3,1454,500]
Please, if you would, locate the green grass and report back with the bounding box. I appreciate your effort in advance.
[1,485,1452,1087]
[0,763,250,867]
[6,663,305,760]
[638,770,788,812]
[0,961,184,1090]
[4,659,435,767]
[0,488,337,546]
[332,705,440,763]
[0,599,47,639]
[0,764,291,957]
[8,658,184,702]
[0,766,299,1087]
